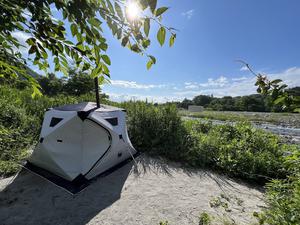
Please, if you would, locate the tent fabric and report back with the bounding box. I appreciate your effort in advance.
[28,102,136,182]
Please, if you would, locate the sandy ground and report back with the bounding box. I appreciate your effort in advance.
[0,155,265,225]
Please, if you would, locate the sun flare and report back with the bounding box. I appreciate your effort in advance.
[126,1,141,21]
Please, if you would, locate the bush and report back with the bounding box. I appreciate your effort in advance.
[123,101,193,161]
[257,147,300,225]
[184,120,292,182]
[0,101,37,176]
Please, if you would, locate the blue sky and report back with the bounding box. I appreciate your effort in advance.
[14,0,300,102]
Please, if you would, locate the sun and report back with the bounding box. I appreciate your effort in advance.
[126,1,141,21]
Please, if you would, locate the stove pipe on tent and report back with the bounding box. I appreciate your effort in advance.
[27,78,136,183]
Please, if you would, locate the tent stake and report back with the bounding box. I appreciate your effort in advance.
[94,77,100,108]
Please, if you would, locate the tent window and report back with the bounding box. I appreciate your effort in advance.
[105,117,118,126]
[50,117,63,127]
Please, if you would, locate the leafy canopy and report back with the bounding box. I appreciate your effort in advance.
[0,0,176,96]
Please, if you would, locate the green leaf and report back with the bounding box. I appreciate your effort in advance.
[169,34,176,47]
[157,27,166,46]
[147,60,153,70]
[155,7,169,17]
[274,96,286,105]
[91,65,102,78]
[144,18,150,37]
[148,0,157,13]
[101,55,111,65]
[71,23,77,36]
[99,43,108,51]
[106,0,114,12]
[115,2,123,19]
[28,45,37,54]
[131,44,141,53]
[142,39,151,48]
[149,55,156,64]
[26,37,36,45]
[121,36,129,47]
[89,18,102,28]
[271,79,282,85]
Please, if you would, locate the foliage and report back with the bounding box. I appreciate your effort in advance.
[0,101,38,176]
[61,68,96,96]
[256,148,300,225]
[0,85,299,225]
[199,212,211,225]
[0,0,176,95]
[159,221,169,225]
[122,101,193,161]
[184,120,293,182]
[176,89,299,112]
[37,73,64,96]
[35,68,110,99]
[193,95,213,107]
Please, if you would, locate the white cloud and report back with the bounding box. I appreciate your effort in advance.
[198,76,228,88]
[107,92,183,103]
[181,9,194,19]
[185,84,198,89]
[268,67,300,87]
[109,80,166,90]
[240,66,249,71]
[231,76,248,81]
[103,67,300,103]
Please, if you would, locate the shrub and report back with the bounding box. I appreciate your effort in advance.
[199,212,211,225]
[123,101,193,161]
[0,103,37,176]
[184,120,291,182]
[257,147,300,225]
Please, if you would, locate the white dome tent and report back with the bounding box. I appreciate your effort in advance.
[24,102,137,194]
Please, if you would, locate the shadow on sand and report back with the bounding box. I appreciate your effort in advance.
[0,161,133,225]
[0,155,264,225]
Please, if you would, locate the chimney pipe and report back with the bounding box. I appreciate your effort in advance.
[94,77,100,108]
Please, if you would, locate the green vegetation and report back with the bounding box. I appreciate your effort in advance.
[199,212,211,225]
[0,84,299,224]
[122,101,192,161]
[1,0,175,95]
[176,86,300,113]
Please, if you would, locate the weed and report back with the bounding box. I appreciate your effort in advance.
[199,212,211,225]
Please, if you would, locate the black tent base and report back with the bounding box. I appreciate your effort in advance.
[22,154,139,195]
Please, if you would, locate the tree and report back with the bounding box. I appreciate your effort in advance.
[63,68,95,96]
[179,98,193,109]
[37,73,63,96]
[193,95,213,107]
[0,0,176,96]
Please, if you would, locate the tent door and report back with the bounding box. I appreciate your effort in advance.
[82,118,112,176]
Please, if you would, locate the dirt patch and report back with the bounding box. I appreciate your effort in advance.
[0,155,265,225]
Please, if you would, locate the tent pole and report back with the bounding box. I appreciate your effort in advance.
[94,77,100,108]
